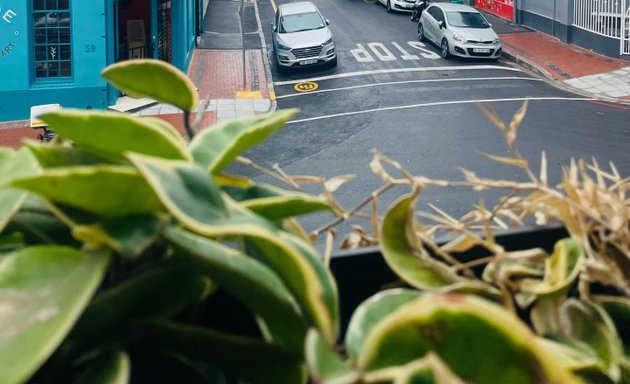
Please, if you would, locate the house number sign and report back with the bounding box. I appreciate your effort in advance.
[0,5,18,58]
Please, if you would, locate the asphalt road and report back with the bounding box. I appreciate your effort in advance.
[237,0,630,248]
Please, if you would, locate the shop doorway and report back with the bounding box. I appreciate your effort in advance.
[116,0,152,61]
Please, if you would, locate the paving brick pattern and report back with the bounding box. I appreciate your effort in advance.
[190,49,269,100]
[500,32,628,79]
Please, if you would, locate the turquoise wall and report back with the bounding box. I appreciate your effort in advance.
[172,0,198,71]
[0,0,108,121]
[0,0,200,121]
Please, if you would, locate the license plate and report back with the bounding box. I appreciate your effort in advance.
[473,48,491,53]
[299,59,317,65]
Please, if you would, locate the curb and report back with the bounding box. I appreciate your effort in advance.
[500,47,630,107]
[253,0,277,113]
[500,48,554,81]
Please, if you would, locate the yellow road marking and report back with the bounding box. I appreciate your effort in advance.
[294,81,319,92]
[270,0,277,13]
[236,91,263,98]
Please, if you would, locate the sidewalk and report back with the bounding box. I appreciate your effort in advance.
[484,11,630,101]
[2,3,630,148]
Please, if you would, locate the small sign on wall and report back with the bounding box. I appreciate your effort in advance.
[474,0,514,21]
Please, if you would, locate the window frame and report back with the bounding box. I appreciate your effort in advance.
[31,0,73,84]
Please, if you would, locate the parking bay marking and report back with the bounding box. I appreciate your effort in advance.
[276,76,543,99]
[286,97,593,124]
[274,65,520,86]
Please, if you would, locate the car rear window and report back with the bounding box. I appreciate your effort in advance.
[279,11,325,33]
[446,11,489,28]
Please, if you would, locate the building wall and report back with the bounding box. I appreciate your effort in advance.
[0,0,201,122]
[517,0,629,59]
[0,1,108,121]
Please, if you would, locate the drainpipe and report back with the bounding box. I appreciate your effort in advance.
[552,0,557,37]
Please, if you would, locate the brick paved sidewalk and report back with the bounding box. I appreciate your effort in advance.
[0,48,275,148]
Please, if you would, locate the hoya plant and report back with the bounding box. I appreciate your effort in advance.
[0,59,626,384]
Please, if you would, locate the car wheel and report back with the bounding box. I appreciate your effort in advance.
[387,0,392,13]
[440,39,450,59]
[417,23,424,41]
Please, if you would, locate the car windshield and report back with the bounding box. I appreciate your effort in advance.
[446,11,489,28]
[279,12,325,33]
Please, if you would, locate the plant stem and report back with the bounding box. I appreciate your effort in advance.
[311,182,395,239]
[183,110,195,140]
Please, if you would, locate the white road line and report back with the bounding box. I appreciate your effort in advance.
[273,65,521,86]
[287,97,593,124]
[275,76,543,99]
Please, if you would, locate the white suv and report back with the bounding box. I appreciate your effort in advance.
[272,2,337,70]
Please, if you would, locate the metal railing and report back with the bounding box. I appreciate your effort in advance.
[573,0,630,54]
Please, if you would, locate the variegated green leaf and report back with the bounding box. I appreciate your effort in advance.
[247,231,340,345]
[305,329,358,384]
[40,110,190,161]
[357,294,578,383]
[130,154,339,344]
[71,350,130,384]
[12,166,163,218]
[0,147,39,233]
[0,246,110,384]
[165,226,307,355]
[189,109,299,173]
[225,183,331,220]
[561,299,623,381]
[395,355,466,384]
[24,140,110,168]
[141,116,186,144]
[139,319,307,384]
[537,338,605,377]
[521,238,583,297]
[101,59,197,111]
[345,289,422,362]
[63,261,209,357]
[380,189,462,289]
[73,215,166,258]
[128,154,227,223]
[363,354,465,384]
[596,296,630,356]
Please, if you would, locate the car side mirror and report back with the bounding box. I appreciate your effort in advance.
[272,23,277,32]
[438,20,446,29]
[325,19,330,25]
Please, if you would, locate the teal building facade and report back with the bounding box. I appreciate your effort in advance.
[0,0,202,122]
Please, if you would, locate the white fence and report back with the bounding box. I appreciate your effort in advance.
[573,0,630,54]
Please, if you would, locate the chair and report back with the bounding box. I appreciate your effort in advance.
[127,19,146,59]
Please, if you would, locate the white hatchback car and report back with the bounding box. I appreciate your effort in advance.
[377,0,416,13]
[417,3,502,60]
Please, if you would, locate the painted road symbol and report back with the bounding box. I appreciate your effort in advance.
[294,81,319,92]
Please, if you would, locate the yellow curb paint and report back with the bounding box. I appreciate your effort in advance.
[294,81,319,92]
[236,91,263,99]
[270,0,277,13]
[269,91,276,100]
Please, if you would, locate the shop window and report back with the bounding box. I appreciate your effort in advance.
[32,0,71,79]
